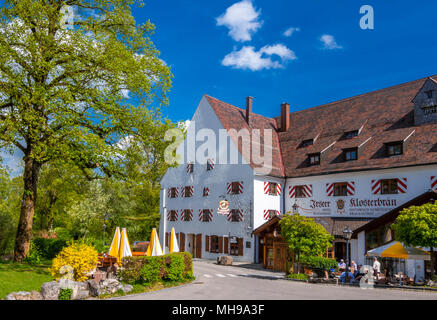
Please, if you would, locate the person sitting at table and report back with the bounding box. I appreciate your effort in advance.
[340,268,355,284]
[338,259,346,271]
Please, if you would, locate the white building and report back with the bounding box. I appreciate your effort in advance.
[159,75,437,277]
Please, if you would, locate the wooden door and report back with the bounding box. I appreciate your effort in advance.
[195,234,202,258]
[273,242,288,272]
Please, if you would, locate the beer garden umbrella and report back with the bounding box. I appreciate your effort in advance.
[169,227,180,253]
[108,227,121,258]
[146,228,163,256]
[366,241,430,283]
[118,228,133,263]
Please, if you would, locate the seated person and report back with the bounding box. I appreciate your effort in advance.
[339,270,355,283]
[338,259,346,271]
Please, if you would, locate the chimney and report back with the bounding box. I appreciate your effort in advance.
[280,102,290,132]
[246,96,253,125]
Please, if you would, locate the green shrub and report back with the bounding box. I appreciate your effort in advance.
[300,255,337,270]
[164,254,185,282]
[120,252,193,285]
[140,256,165,284]
[33,238,68,259]
[287,273,309,280]
[24,241,42,265]
[58,288,72,300]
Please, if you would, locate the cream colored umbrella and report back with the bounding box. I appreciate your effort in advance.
[146,228,163,256]
[118,228,133,263]
[108,227,121,258]
[169,227,180,253]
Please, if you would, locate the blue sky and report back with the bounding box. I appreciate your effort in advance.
[134,0,437,122]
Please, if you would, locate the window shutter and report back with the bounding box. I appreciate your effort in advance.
[238,238,243,256]
[218,236,223,253]
[224,237,229,254]
[180,233,185,252]
[195,234,202,259]
[205,235,210,252]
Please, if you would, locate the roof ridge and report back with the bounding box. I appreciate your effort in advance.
[280,75,437,117]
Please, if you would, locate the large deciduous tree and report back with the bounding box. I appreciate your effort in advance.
[0,0,173,261]
[280,213,334,273]
[391,202,437,279]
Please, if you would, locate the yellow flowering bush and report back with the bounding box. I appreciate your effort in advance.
[50,242,98,282]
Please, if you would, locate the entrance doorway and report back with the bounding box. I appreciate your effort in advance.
[187,234,194,256]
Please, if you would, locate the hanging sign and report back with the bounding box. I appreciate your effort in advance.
[217,199,230,215]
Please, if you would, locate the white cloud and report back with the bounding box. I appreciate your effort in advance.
[319,34,343,50]
[216,0,263,42]
[283,27,300,37]
[221,44,296,71]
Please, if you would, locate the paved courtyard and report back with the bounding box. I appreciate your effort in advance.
[115,260,437,300]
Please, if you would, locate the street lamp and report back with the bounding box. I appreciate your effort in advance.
[343,226,353,283]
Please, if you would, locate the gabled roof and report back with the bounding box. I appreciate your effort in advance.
[205,95,285,177]
[204,75,437,178]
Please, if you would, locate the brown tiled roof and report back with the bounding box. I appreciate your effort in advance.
[205,75,437,177]
[206,95,285,177]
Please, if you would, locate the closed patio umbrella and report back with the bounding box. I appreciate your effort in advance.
[146,228,163,256]
[108,227,121,258]
[118,228,133,263]
[169,227,179,253]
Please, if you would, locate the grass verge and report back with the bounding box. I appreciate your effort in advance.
[0,259,52,299]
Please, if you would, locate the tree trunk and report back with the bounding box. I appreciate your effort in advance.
[431,247,435,279]
[13,156,41,262]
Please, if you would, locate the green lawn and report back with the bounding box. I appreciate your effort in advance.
[0,260,53,299]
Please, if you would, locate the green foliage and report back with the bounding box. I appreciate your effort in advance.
[32,238,67,260]
[0,169,20,255]
[391,202,437,248]
[280,213,334,259]
[119,252,193,285]
[286,273,309,281]
[300,255,337,270]
[140,256,165,284]
[0,0,176,260]
[24,241,42,265]
[58,288,72,300]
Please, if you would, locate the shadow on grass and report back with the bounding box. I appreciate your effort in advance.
[0,260,51,275]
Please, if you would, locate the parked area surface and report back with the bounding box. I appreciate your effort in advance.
[114,260,437,300]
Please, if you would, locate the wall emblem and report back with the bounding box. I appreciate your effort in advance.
[217,199,230,215]
[336,199,346,214]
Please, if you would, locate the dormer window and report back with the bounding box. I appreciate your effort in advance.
[308,153,320,166]
[344,130,359,139]
[300,139,314,148]
[423,105,437,115]
[385,142,403,156]
[343,148,358,161]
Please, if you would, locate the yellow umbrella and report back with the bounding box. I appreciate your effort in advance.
[146,228,163,256]
[108,227,121,258]
[366,241,430,260]
[169,227,179,253]
[118,228,133,264]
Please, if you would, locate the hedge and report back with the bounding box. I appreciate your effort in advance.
[300,255,337,270]
[32,238,68,259]
[119,252,194,285]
